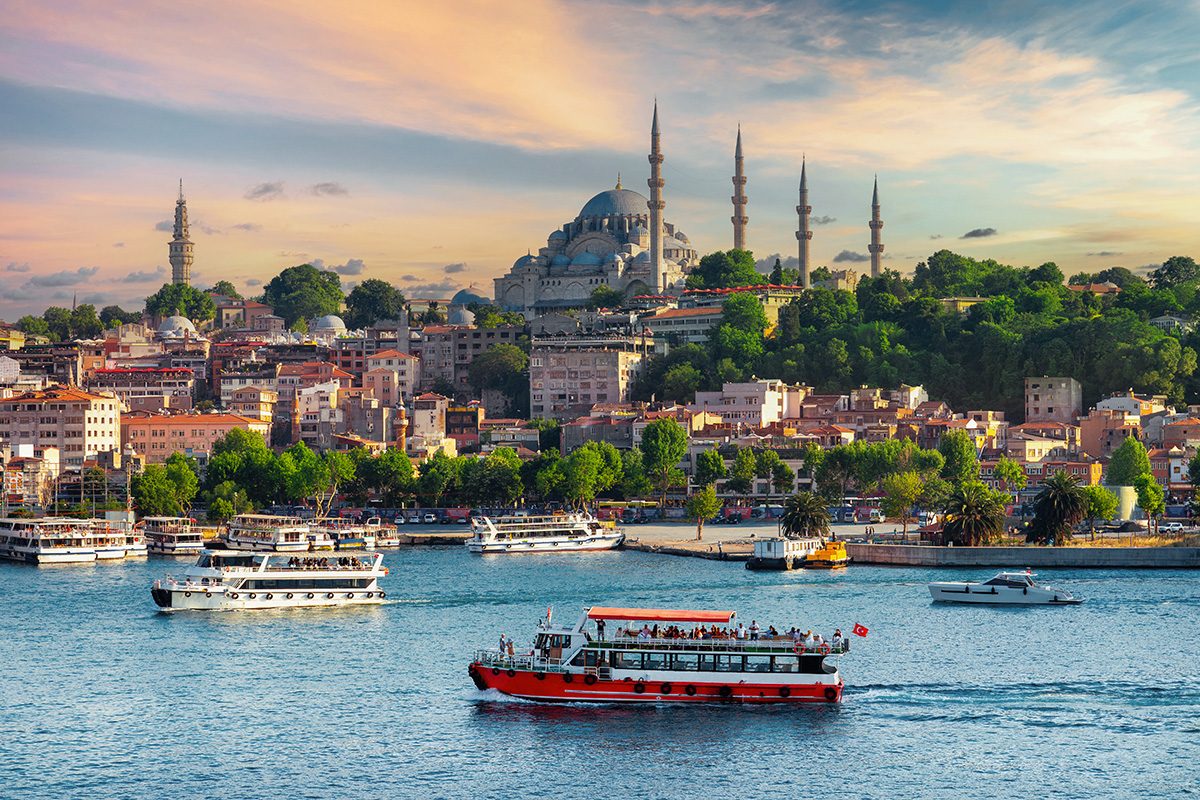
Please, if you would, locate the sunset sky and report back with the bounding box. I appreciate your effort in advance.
[3,0,1200,317]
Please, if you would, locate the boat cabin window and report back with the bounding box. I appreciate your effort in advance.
[983,575,1032,588]
[612,651,643,670]
[569,649,604,667]
[537,634,572,649]
[671,653,699,671]
[196,554,212,568]
[745,655,773,673]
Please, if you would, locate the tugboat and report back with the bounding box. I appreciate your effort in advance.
[928,570,1082,605]
[805,540,850,569]
[468,606,849,704]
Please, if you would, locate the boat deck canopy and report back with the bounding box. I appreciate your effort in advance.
[586,607,736,623]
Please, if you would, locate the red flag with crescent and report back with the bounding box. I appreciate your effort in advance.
[852,623,869,638]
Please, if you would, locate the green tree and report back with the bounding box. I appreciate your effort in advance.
[721,292,769,333]
[686,484,722,541]
[780,491,830,539]
[1081,484,1119,540]
[620,449,652,498]
[1133,474,1165,535]
[771,461,795,496]
[467,343,529,415]
[42,307,72,340]
[993,456,1027,499]
[99,305,142,328]
[586,286,624,309]
[481,447,524,506]
[525,418,561,452]
[345,278,407,328]
[260,264,344,327]
[881,471,923,538]
[206,480,253,521]
[639,418,688,506]
[694,448,726,488]
[16,314,51,338]
[725,447,757,495]
[163,452,199,513]
[471,305,526,328]
[687,249,762,289]
[1150,255,1199,290]
[144,283,216,321]
[417,451,459,506]
[941,481,1006,546]
[661,364,702,403]
[131,465,182,517]
[1106,437,1152,486]
[562,446,602,508]
[1027,471,1087,545]
[68,304,103,338]
[208,280,242,300]
[938,430,980,483]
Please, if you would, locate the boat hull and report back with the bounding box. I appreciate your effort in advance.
[928,583,1082,605]
[468,662,842,704]
[151,585,387,611]
[2,547,99,564]
[467,533,625,554]
[147,541,205,556]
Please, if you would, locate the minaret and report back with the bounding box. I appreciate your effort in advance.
[647,101,665,294]
[795,158,812,288]
[169,179,194,286]
[731,125,748,251]
[868,176,884,278]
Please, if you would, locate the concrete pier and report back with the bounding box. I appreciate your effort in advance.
[846,543,1200,568]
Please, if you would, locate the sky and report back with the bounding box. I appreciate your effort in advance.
[3,0,1200,318]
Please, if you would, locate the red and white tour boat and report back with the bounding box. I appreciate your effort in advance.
[468,606,848,704]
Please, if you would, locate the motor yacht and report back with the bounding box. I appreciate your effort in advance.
[928,570,1082,605]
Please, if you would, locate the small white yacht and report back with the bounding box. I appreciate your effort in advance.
[143,516,206,556]
[151,549,389,611]
[467,511,624,554]
[928,571,1083,605]
[222,514,312,552]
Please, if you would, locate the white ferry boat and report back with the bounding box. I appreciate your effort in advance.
[467,512,624,554]
[142,516,206,556]
[928,570,1083,605]
[221,514,313,552]
[371,518,402,548]
[311,517,378,550]
[150,549,389,611]
[0,518,104,564]
[469,607,849,704]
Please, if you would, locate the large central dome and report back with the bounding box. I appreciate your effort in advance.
[578,187,649,218]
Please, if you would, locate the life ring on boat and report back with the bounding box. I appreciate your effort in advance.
[819,643,831,655]
[205,592,212,598]
[506,669,516,678]
[327,593,335,599]
[584,674,598,686]
[660,683,673,695]
[824,687,838,701]
[491,667,500,676]
[285,593,293,599]
[718,685,734,699]
[633,682,646,694]
[230,592,239,599]
[306,593,314,599]
[685,685,697,696]
[249,593,257,599]
[793,642,804,655]
[563,673,574,683]
[779,687,791,698]
[535,672,545,681]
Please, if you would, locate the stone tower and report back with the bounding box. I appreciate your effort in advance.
[647,101,665,294]
[868,176,884,279]
[731,125,748,251]
[795,158,812,288]
[169,180,194,286]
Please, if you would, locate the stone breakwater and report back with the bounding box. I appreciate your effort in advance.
[846,543,1200,568]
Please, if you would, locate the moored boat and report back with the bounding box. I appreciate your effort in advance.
[150,548,389,610]
[0,518,102,564]
[221,514,312,552]
[467,512,624,554]
[143,516,205,556]
[468,606,848,704]
[928,570,1082,605]
[806,540,850,569]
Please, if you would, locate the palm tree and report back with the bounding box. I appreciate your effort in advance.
[941,481,1006,546]
[1026,471,1088,545]
[781,491,830,540]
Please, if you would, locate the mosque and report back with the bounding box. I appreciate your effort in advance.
[495,103,886,318]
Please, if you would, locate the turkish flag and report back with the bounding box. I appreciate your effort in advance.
[852,623,869,638]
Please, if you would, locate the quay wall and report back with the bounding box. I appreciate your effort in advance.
[846,543,1200,569]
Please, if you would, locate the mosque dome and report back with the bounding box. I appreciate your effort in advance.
[674,231,690,243]
[548,230,567,241]
[571,251,603,267]
[579,188,649,219]
[551,253,571,267]
[451,287,490,306]
[157,315,197,336]
[447,306,476,325]
[311,314,347,331]
[512,254,537,269]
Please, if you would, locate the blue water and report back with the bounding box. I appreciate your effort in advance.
[1,550,1197,799]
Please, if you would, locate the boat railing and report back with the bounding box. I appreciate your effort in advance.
[474,649,570,673]
[593,636,848,655]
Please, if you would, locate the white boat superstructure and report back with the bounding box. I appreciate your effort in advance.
[0,518,106,564]
[467,512,624,554]
[151,549,389,610]
[311,517,378,550]
[143,516,206,556]
[928,571,1083,605]
[222,514,313,552]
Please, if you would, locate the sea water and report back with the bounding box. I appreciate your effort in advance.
[1,549,1196,799]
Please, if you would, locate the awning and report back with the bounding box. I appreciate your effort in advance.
[586,607,735,623]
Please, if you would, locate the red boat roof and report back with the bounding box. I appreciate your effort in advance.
[586,607,735,623]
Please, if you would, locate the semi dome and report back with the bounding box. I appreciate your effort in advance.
[548,229,567,241]
[550,253,571,267]
[311,314,347,331]
[579,188,649,219]
[571,251,603,267]
[451,287,490,306]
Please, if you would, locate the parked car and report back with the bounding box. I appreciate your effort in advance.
[1162,522,1184,532]
[423,512,438,524]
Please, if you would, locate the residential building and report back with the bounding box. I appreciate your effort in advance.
[227,386,278,427]
[1161,418,1200,450]
[122,411,270,464]
[0,385,121,469]
[215,299,275,329]
[88,367,195,412]
[637,306,724,344]
[408,392,457,458]
[679,284,808,326]
[412,324,521,393]
[1094,390,1169,422]
[1079,408,1140,458]
[1149,314,1194,335]
[1,444,60,510]
[691,380,810,429]
[296,380,342,450]
[1024,377,1082,423]
[529,333,652,420]
[364,350,420,399]
[446,402,485,450]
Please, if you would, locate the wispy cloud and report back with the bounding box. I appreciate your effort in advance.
[443,262,467,274]
[26,266,100,287]
[400,274,422,282]
[833,250,868,263]
[1087,250,1122,257]
[812,215,836,226]
[119,266,167,283]
[310,182,348,196]
[244,181,284,201]
[961,227,998,239]
[330,258,365,275]
[154,219,173,232]
[5,262,31,273]
[230,222,261,232]
[112,242,125,248]
[246,278,262,287]
[407,280,459,298]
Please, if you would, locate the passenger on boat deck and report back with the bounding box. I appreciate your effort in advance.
[637,625,652,642]
[507,640,515,657]
[831,630,844,650]
[749,620,761,640]
[735,623,747,640]
[768,626,779,637]
[499,633,508,653]
[804,630,816,649]
[596,619,606,640]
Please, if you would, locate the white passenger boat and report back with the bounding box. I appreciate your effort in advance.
[150,549,389,611]
[143,516,206,556]
[221,514,313,552]
[928,570,1083,605]
[469,607,849,704]
[0,518,102,564]
[311,518,378,550]
[371,518,402,548]
[467,512,624,554]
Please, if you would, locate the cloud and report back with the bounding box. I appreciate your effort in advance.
[1087,250,1122,257]
[119,266,167,283]
[310,182,348,196]
[154,219,173,232]
[443,262,468,274]
[112,242,125,248]
[929,234,944,240]
[961,227,998,239]
[246,278,262,287]
[331,258,365,275]
[832,250,869,263]
[5,262,31,273]
[244,181,284,201]
[406,280,459,298]
[400,274,422,282]
[230,222,261,232]
[754,253,799,272]
[811,215,836,225]
[25,266,100,287]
